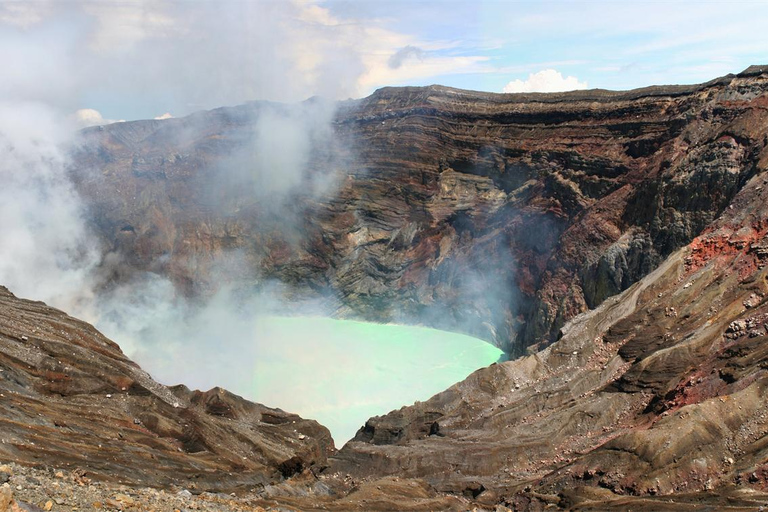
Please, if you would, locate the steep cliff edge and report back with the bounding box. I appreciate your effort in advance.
[329,168,768,509]
[2,68,768,510]
[0,286,333,492]
[72,66,768,353]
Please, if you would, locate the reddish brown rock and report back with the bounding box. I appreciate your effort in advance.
[71,66,768,354]
[330,171,768,509]
[0,286,333,492]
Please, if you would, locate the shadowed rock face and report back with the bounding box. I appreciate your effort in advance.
[329,169,768,509]
[0,286,334,491]
[2,68,768,510]
[71,66,768,353]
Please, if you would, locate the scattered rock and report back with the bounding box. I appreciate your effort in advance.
[0,485,12,512]
[743,293,762,309]
[463,482,486,498]
[114,493,135,506]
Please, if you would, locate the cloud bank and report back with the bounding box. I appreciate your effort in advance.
[74,108,124,128]
[0,0,495,122]
[503,69,588,93]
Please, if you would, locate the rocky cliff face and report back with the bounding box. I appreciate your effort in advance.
[71,65,768,353]
[329,165,768,509]
[0,286,333,492]
[2,67,768,510]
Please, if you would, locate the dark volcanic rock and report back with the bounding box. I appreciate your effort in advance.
[329,169,768,508]
[4,67,768,511]
[72,66,768,353]
[0,286,333,491]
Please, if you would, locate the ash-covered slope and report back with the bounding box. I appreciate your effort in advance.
[73,66,768,353]
[328,168,768,509]
[4,67,768,510]
[0,286,333,491]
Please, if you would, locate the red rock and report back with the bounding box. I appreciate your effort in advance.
[71,66,768,353]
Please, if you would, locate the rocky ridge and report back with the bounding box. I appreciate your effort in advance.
[0,286,333,493]
[2,67,768,510]
[329,163,768,509]
[72,65,768,353]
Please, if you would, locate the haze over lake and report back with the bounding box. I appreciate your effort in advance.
[128,315,503,445]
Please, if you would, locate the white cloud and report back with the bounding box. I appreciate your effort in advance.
[503,69,588,93]
[0,2,52,28]
[295,0,339,26]
[74,108,123,128]
[0,1,501,116]
[359,53,490,94]
[81,0,180,52]
[79,0,492,106]
[154,112,173,120]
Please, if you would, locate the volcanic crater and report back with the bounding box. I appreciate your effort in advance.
[2,66,768,510]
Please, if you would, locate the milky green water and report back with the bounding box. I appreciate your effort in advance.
[123,313,504,447]
[247,317,504,446]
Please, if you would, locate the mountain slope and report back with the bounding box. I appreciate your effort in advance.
[0,286,333,492]
[329,168,768,509]
[72,66,768,353]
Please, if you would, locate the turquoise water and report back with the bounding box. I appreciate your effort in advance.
[126,314,503,447]
[246,317,503,445]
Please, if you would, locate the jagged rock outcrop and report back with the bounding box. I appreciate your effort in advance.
[0,286,333,491]
[328,169,768,509]
[3,67,768,510]
[72,65,768,353]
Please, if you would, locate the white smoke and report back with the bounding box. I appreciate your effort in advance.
[0,0,510,447]
[250,100,338,199]
[0,101,100,311]
[0,1,362,313]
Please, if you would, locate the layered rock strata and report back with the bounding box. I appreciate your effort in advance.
[3,67,768,510]
[0,287,333,492]
[71,65,768,352]
[330,168,768,509]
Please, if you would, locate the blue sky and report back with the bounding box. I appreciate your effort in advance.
[2,0,767,122]
[322,0,768,92]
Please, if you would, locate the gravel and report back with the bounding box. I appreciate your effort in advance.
[0,462,278,512]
